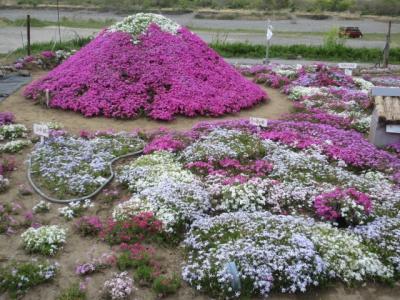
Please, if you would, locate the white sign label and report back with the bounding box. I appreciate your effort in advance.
[338,63,358,69]
[250,117,268,128]
[344,69,353,76]
[33,124,49,138]
[386,124,400,134]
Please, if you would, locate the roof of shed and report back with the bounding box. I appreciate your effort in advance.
[374,96,400,122]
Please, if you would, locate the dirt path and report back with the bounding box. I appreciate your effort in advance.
[0,71,294,134]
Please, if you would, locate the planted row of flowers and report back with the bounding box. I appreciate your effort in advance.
[30,131,144,198]
[0,112,29,193]
[239,63,376,133]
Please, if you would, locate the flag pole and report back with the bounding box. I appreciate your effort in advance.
[264,19,272,65]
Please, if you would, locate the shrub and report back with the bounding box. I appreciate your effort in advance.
[134,265,154,286]
[314,187,372,226]
[21,225,67,256]
[75,253,116,276]
[100,212,162,245]
[0,203,20,234]
[0,112,15,126]
[117,243,155,271]
[75,216,103,236]
[57,282,87,300]
[59,200,94,220]
[32,200,51,214]
[152,275,181,297]
[102,272,135,300]
[0,260,57,298]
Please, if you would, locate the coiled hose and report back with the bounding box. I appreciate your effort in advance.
[27,149,143,204]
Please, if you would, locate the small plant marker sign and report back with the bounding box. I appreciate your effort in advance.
[250,117,268,128]
[338,63,357,76]
[33,123,49,144]
[386,124,400,134]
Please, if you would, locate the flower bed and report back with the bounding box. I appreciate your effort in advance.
[13,118,400,298]
[106,120,400,297]
[0,260,58,298]
[183,212,393,298]
[24,14,267,121]
[365,75,400,87]
[238,64,374,133]
[21,225,67,256]
[30,133,144,198]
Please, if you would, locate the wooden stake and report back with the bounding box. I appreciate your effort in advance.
[27,14,31,56]
[383,21,392,68]
[57,0,62,43]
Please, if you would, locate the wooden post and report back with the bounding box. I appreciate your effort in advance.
[27,14,31,56]
[57,0,62,43]
[383,21,392,68]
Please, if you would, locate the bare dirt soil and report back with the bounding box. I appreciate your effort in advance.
[0,71,399,299]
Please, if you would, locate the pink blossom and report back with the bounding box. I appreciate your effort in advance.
[24,25,267,121]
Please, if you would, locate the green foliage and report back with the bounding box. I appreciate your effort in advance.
[1,36,92,62]
[134,264,154,285]
[10,0,400,14]
[117,251,136,270]
[323,27,346,48]
[57,283,87,300]
[313,0,354,12]
[3,31,400,66]
[152,274,181,297]
[117,250,152,271]
[210,41,400,64]
[0,261,57,299]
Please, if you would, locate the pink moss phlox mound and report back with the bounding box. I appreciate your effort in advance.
[24,25,267,121]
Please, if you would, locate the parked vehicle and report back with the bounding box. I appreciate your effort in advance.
[339,27,363,38]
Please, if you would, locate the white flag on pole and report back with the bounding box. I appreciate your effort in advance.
[266,28,273,41]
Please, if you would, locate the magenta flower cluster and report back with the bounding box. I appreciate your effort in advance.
[314,187,372,225]
[75,215,103,236]
[0,112,15,126]
[255,73,291,88]
[24,25,267,121]
[143,134,186,154]
[41,51,55,59]
[260,120,400,172]
[185,158,273,182]
[365,75,400,87]
[291,64,355,88]
[281,109,353,130]
[0,157,16,176]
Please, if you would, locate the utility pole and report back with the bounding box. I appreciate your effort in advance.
[27,14,31,56]
[383,21,392,68]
